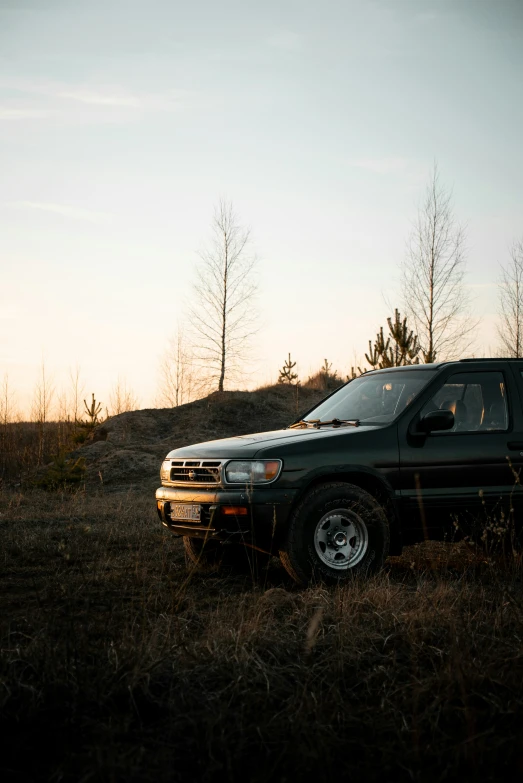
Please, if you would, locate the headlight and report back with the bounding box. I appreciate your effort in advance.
[160,459,171,481]
[224,460,282,484]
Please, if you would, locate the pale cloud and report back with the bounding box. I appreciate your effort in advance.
[45,85,187,111]
[52,87,144,108]
[7,201,111,223]
[267,31,304,52]
[0,107,49,120]
[0,78,193,113]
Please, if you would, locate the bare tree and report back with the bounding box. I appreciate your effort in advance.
[55,389,70,452]
[402,164,474,363]
[68,364,85,423]
[497,238,523,358]
[0,374,17,482]
[0,373,16,429]
[108,376,140,416]
[31,361,55,464]
[157,325,201,407]
[189,199,257,392]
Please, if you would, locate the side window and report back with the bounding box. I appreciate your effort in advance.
[421,371,508,433]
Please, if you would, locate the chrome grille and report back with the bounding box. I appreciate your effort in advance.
[169,460,222,485]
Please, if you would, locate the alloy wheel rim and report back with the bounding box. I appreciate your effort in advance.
[313,508,369,570]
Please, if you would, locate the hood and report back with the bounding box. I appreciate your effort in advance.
[166,424,379,459]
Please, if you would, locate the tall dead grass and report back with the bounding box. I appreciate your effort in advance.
[1,489,522,782]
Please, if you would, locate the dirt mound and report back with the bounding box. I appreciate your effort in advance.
[71,384,326,489]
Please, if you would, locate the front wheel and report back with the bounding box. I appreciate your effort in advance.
[279,482,390,585]
[183,536,224,570]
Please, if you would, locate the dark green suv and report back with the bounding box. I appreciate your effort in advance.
[156,359,522,583]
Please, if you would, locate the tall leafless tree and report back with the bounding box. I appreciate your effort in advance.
[402,164,474,363]
[189,199,257,392]
[497,238,523,358]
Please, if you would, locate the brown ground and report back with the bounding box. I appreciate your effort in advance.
[1,488,522,783]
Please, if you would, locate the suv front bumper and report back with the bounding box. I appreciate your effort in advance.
[155,486,295,552]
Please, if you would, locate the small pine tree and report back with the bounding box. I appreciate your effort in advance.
[83,393,103,427]
[365,327,392,369]
[74,393,104,443]
[365,310,420,369]
[321,358,332,376]
[348,366,366,380]
[278,353,298,385]
[36,454,86,490]
[308,359,341,391]
[387,309,420,366]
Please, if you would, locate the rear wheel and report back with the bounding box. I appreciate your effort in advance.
[279,482,390,585]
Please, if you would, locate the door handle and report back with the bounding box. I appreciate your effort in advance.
[507,442,523,450]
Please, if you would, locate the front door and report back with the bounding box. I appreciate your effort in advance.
[398,365,517,541]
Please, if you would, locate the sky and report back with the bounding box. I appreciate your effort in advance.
[1,0,522,415]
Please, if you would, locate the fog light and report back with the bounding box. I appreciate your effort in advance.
[221,506,248,516]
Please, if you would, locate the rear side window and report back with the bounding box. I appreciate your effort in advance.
[421,371,508,432]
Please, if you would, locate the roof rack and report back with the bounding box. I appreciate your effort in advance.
[459,357,512,362]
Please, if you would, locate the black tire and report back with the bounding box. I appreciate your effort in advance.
[183,536,224,571]
[279,482,390,585]
[183,536,271,575]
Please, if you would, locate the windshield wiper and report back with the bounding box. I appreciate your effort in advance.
[288,419,320,429]
[315,418,360,427]
[289,418,360,429]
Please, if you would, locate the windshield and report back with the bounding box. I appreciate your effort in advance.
[301,370,437,425]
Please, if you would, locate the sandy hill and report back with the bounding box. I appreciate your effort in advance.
[71,384,327,490]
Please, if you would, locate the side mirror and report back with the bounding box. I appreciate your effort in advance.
[418,409,454,433]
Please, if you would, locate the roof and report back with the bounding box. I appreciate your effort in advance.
[367,357,512,375]
[367,363,442,374]
[458,357,515,362]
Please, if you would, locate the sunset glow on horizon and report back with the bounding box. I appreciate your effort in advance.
[1,0,522,416]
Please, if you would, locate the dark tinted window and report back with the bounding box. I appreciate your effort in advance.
[421,371,508,432]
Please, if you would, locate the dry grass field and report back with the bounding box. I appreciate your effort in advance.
[1,488,523,783]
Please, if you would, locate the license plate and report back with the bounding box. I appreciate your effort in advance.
[171,504,201,522]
